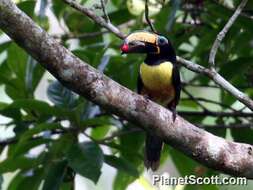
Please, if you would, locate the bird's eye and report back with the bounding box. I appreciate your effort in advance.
[158,36,168,45]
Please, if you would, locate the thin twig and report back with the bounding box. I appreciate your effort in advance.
[145,0,157,33]
[238,106,248,112]
[63,0,124,39]
[208,0,248,68]
[181,97,237,112]
[182,88,209,111]
[182,82,251,89]
[100,0,110,23]
[198,123,253,129]
[179,110,253,117]
[177,56,253,111]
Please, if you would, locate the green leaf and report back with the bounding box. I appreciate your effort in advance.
[0,61,14,86]
[5,79,27,100]
[0,99,74,120]
[169,147,218,190]
[52,0,66,18]
[72,48,105,68]
[180,99,199,109]
[0,41,11,54]
[67,142,103,183]
[60,183,72,190]
[0,102,21,120]
[202,184,219,190]
[7,43,27,83]
[111,0,124,6]
[9,123,59,157]
[42,160,68,190]
[19,123,61,142]
[48,134,75,160]
[220,57,253,85]
[6,43,28,99]
[106,56,140,90]
[113,124,145,190]
[113,172,135,190]
[206,117,227,138]
[17,1,36,18]
[47,81,78,109]
[80,116,114,128]
[169,147,201,176]
[72,50,91,64]
[65,12,100,35]
[169,146,218,177]
[119,125,144,161]
[12,138,51,157]
[108,9,133,25]
[231,128,253,145]
[104,155,139,177]
[0,156,39,173]
[91,125,111,139]
[7,169,43,190]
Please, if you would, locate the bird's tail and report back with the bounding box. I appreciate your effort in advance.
[144,133,163,171]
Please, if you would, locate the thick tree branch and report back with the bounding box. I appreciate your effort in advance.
[2,0,253,178]
[209,0,248,68]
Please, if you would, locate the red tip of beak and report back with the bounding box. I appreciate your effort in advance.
[121,44,129,53]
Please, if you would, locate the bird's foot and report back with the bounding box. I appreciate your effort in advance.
[172,110,177,122]
[143,94,150,101]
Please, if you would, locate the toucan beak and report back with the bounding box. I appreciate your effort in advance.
[120,40,150,54]
[120,31,160,54]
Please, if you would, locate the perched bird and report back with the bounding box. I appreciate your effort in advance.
[120,31,181,171]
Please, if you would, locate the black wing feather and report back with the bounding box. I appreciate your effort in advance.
[172,65,181,106]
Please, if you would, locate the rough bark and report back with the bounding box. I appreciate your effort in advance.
[1,0,253,178]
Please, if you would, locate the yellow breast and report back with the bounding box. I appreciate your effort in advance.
[140,62,173,91]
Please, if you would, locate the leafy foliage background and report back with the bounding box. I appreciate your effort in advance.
[0,0,253,189]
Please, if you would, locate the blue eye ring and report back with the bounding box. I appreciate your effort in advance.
[158,36,168,45]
